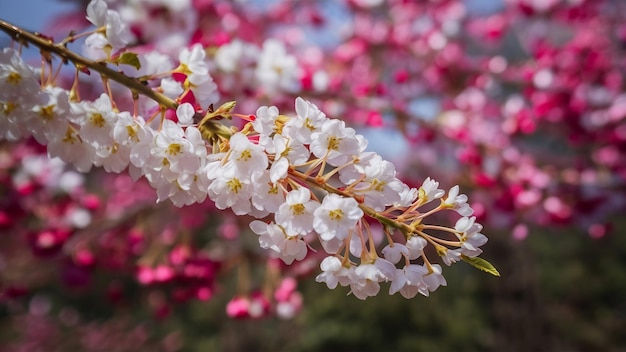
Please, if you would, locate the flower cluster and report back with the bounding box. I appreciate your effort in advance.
[0,3,503,325]
[29,0,624,241]
[0,46,215,206]
[0,36,493,299]
[232,98,488,299]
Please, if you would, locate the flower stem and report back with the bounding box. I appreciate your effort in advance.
[290,168,418,238]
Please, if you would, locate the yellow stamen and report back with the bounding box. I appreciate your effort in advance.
[291,203,305,215]
[167,143,182,155]
[228,178,243,193]
[304,117,316,131]
[126,125,138,142]
[90,112,106,127]
[371,179,386,192]
[329,209,344,221]
[39,105,55,121]
[2,101,18,115]
[7,72,21,85]
[238,149,252,161]
[62,128,78,144]
[327,136,340,151]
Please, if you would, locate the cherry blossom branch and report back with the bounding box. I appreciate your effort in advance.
[0,19,234,140]
[0,19,176,110]
[0,0,500,304]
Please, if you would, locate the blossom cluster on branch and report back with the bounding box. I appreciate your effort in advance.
[47,0,625,239]
[0,0,498,320]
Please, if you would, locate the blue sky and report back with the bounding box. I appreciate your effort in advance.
[0,0,76,32]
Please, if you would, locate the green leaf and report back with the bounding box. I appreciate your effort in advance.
[461,255,500,276]
[117,52,141,70]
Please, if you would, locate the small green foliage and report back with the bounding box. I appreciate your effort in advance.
[116,52,141,70]
[461,255,500,276]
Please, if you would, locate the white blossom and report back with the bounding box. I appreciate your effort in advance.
[395,184,419,207]
[252,105,281,138]
[153,119,200,176]
[456,216,487,257]
[350,260,395,300]
[85,0,132,52]
[310,119,361,167]
[251,171,285,214]
[422,264,447,295]
[227,132,268,176]
[269,134,309,183]
[0,48,43,141]
[443,185,473,216]
[381,243,409,264]
[352,155,405,211]
[420,177,445,203]
[250,221,307,265]
[30,87,73,145]
[441,248,462,266]
[406,236,427,260]
[47,126,95,173]
[255,39,300,94]
[313,194,363,241]
[283,97,327,144]
[178,44,219,108]
[275,188,319,235]
[176,103,195,126]
[389,264,429,298]
[207,163,253,215]
[315,256,353,289]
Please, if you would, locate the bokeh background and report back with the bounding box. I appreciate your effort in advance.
[1,0,626,351]
[3,218,625,351]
